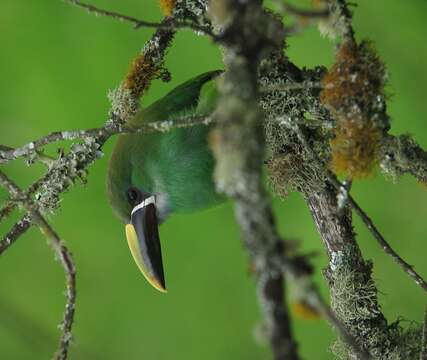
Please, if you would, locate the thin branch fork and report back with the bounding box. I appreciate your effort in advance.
[0,170,76,360]
[0,173,50,254]
[64,0,216,37]
[0,9,180,360]
[0,9,177,257]
[327,174,427,293]
[277,115,427,294]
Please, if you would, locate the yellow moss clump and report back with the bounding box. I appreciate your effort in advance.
[320,40,387,179]
[123,53,160,99]
[159,0,176,16]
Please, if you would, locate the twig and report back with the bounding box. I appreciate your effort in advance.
[0,216,32,255]
[0,200,15,222]
[64,0,161,28]
[0,297,100,359]
[64,0,216,37]
[0,115,212,164]
[0,174,47,225]
[0,170,76,360]
[327,174,427,293]
[32,213,76,360]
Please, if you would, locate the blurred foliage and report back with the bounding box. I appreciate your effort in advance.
[0,1,426,359]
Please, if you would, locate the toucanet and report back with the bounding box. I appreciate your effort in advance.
[107,71,224,293]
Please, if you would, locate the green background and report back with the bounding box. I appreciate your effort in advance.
[1,1,426,359]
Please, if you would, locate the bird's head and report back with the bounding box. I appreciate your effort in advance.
[106,137,168,293]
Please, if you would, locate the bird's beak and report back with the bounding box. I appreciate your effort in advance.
[125,196,167,293]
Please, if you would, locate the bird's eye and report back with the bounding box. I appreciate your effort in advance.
[127,187,141,205]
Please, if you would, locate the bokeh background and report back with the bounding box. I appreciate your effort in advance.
[1,1,426,359]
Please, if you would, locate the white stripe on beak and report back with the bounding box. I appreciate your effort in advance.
[131,195,156,217]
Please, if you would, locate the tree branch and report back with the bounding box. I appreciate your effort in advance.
[0,216,32,255]
[275,109,427,294]
[0,115,212,164]
[305,185,391,358]
[64,0,216,37]
[328,173,427,293]
[0,170,76,360]
[64,0,166,28]
[209,1,299,358]
[0,200,16,222]
[380,134,427,184]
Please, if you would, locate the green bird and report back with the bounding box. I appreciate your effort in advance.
[107,71,223,293]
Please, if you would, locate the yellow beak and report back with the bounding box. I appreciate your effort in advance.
[126,219,167,293]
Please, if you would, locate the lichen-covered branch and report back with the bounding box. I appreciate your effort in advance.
[328,174,427,293]
[306,185,387,357]
[260,48,423,357]
[0,114,212,164]
[380,134,427,184]
[209,0,300,358]
[0,170,76,360]
[0,216,32,255]
[0,201,16,222]
[305,184,421,359]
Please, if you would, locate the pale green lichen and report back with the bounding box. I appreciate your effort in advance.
[380,134,427,184]
[325,245,422,359]
[35,138,103,214]
[258,53,330,196]
[108,86,139,122]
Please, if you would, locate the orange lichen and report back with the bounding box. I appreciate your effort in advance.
[159,0,176,16]
[331,120,382,179]
[320,40,387,179]
[291,301,321,320]
[123,53,161,99]
[320,41,385,120]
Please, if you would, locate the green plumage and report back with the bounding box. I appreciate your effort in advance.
[107,71,223,223]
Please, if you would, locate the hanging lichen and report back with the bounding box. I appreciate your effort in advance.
[320,40,389,179]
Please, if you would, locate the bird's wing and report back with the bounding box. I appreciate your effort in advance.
[128,70,222,128]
